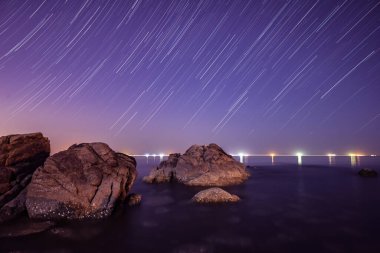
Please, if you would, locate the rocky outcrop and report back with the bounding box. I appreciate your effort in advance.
[192,187,240,203]
[0,133,50,223]
[358,168,378,177]
[26,143,137,220]
[143,144,249,186]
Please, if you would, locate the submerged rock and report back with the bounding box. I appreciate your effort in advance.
[358,168,378,177]
[192,187,240,203]
[0,220,55,238]
[49,225,102,240]
[127,193,142,206]
[26,143,137,220]
[143,144,249,186]
[0,133,50,223]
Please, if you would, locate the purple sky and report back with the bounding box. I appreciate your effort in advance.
[0,0,379,155]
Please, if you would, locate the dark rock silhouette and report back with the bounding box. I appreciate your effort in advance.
[26,143,137,220]
[143,144,249,186]
[127,193,142,206]
[0,133,50,223]
[358,168,378,177]
[192,187,240,203]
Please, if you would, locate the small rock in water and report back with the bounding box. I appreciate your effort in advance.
[192,187,240,203]
[358,168,378,177]
[127,193,142,206]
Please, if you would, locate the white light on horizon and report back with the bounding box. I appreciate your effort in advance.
[296,152,303,165]
[238,152,246,163]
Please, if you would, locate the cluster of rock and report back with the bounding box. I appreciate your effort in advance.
[144,143,249,203]
[0,133,137,223]
[1,132,246,226]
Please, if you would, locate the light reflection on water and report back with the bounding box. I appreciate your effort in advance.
[142,155,378,169]
[230,155,377,169]
[328,155,336,166]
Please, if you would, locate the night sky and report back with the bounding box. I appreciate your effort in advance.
[1,0,379,155]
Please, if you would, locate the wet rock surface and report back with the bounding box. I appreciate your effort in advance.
[192,187,240,203]
[26,143,137,220]
[0,133,50,223]
[143,144,249,186]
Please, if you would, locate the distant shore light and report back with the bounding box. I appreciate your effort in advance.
[296,152,303,165]
[348,153,364,157]
[238,152,246,163]
[327,153,336,157]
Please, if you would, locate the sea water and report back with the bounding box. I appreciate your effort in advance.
[1,156,379,253]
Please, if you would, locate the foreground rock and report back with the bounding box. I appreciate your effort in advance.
[0,133,50,223]
[26,143,137,220]
[358,168,378,177]
[192,188,240,203]
[143,144,249,186]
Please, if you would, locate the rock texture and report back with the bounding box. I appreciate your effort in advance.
[358,168,378,177]
[192,187,240,203]
[0,133,50,223]
[143,144,249,186]
[26,143,137,220]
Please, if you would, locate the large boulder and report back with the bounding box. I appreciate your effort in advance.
[26,143,137,220]
[143,144,249,186]
[192,187,240,203]
[0,133,50,223]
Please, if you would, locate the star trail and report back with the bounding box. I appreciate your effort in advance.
[0,0,379,155]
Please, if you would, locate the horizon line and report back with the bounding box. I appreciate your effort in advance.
[130,154,378,157]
